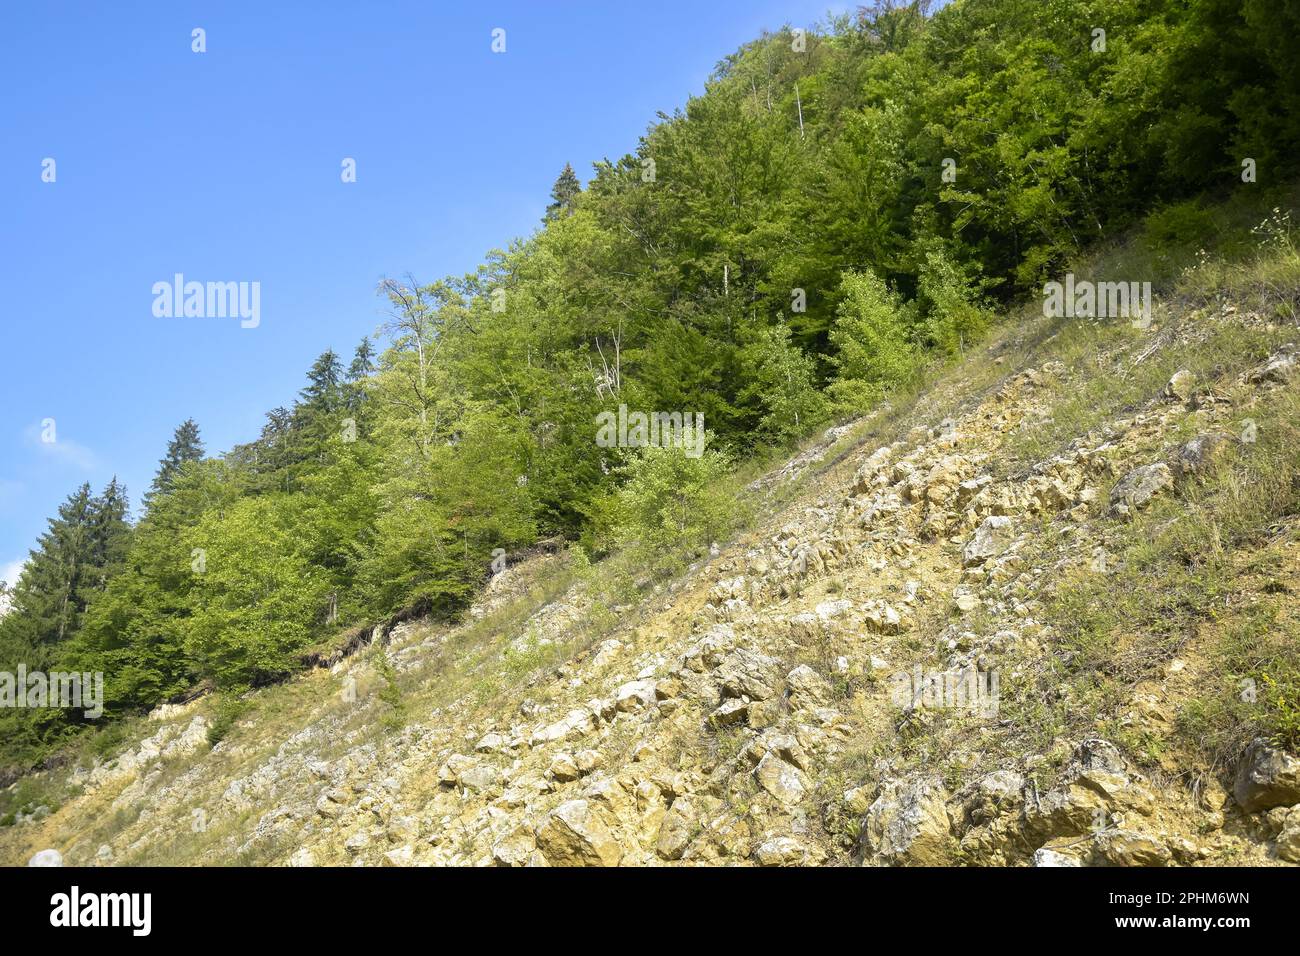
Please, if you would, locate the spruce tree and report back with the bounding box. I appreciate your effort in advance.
[0,484,97,653]
[146,419,204,507]
[348,337,376,382]
[299,349,345,413]
[345,338,377,413]
[87,478,132,589]
[544,162,581,222]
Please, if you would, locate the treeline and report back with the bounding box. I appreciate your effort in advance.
[3,0,1296,772]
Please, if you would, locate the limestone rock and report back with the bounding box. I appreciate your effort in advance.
[1168,432,1231,480]
[1094,830,1172,867]
[655,799,697,861]
[863,778,952,866]
[785,664,829,711]
[863,600,908,634]
[754,752,808,805]
[1274,807,1300,863]
[535,799,623,866]
[27,849,63,867]
[1234,738,1300,812]
[1163,369,1195,403]
[614,679,658,713]
[382,845,415,867]
[1108,463,1172,517]
[492,825,537,867]
[962,515,1012,567]
[1032,847,1083,867]
[549,753,581,783]
[715,648,781,701]
[754,836,809,866]
[1247,344,1298,385]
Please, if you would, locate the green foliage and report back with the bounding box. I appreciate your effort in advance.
[1144,199,1218,252]
[828,269,918,409]
[737,324,827,445]
[183,495,332,689]
[594,428,734,572]
[916,244,995,356]
[373,652,407,732]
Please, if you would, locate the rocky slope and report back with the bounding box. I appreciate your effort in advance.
[5,282,1300,867]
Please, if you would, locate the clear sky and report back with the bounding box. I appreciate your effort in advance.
[0,0,846,585]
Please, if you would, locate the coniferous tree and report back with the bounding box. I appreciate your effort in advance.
[300,349,345,413]
[146,419,204,508]
[345,337,377,414]
[87,478,132,590]
[348,337,376,382]
[544,162,581,222]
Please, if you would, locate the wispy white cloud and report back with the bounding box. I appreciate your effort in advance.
[1,558,25,589]
[22,421,99,471]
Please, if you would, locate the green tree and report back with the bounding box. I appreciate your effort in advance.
[145,419,204,509]
[828,269,918,409]
[544,162,582,222]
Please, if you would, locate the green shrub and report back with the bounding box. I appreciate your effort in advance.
[206,694,249,747]
[596,427,734,571]
[827,269,918,410]
[1144,199,1217,251]
[916,246,994,356]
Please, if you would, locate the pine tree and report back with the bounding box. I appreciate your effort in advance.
[87,478,132,589]
[299,349,345,415]
[348,337,376,382]
[0,484,97,655]
[146,419,204,507]
[544,162,581,222]
[345,338,377,413]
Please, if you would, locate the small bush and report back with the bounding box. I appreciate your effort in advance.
[206,695,249,747]
[1144,199,1217,251]
[595,427,734,572]
[828,269,919,410]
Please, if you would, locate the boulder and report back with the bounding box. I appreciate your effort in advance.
[962,515,1013,567]
[1163,369,1195,403]
[1108,463,1173,517]
[655,799,697,861]
[382,845,414,867]
[27,849,63,867]
[1274,807,1300,863]
[863,600,908,634]
[1093,829,1172,866]
[614,679,658,713]
[785,664,830,711]
[491,825,537,867]
[1032,847,1083,867]
[549,753,581,783]
[863,778,952,866]
[754,836,809,866]
[1234,738,1300,812]
[715,648,781,701]
[754,752,809,805]
[535,799,623,866]
[1168,432,1231,480]
[1247,344,1298,385]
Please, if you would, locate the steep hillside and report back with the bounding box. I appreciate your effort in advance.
[5,212,1300,867]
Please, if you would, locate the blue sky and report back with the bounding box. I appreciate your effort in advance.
[0,0,846,585]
